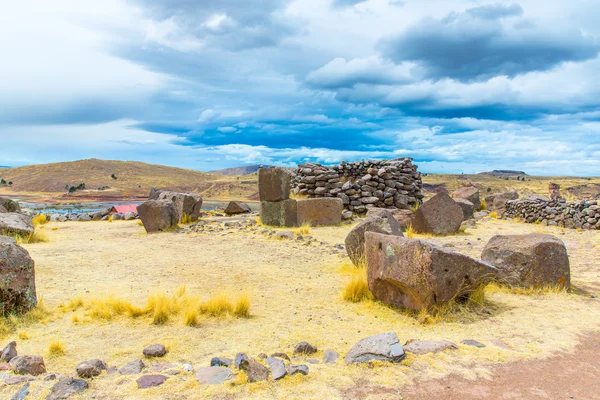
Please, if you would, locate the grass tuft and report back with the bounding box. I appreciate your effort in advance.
[479,199,487,211]
[32,214,48,227]
[234,293,251,318]
[342,266,374,303]
[48,340,66,356]
[108,215,114,223]
[201,293,234,316]
[18,330,29,340]
[293,222,311,235]
[180,214,194,225]
[489,211,498,219]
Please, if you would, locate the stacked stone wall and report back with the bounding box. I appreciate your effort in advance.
[505,198,600,230]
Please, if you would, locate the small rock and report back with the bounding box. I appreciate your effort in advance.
[234,353,249,369]
[195,367,234,385]
[47,378,88,400]
[257,353,268,360]
[10,382,29,400]
[5,375,35,385]
[286,364,309,376]
[293,341,317,355]
[136,374,167,389]
[491,339,512,350]
[276,231,294,240]
[1,342,17,362]
[10,356,46,376]
[76,359,107,378]
[461,340,486,348]
[119,359,146,375]
[323,350,339,364]
[270,352,290,361]
[239,358,269,383]
[266,357,287,380]
[307,358,319,364]
[143,344,167,358]
[43,373,58,381]
[403,340,458,355]
[183,364,194,373]
[345,332,405,364]
[210,357,232,368]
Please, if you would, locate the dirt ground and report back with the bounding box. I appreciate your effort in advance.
[1,217,599,399]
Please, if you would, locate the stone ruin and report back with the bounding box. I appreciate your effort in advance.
[548,182,561,200]
[505,197,600,230]
[292,158,423,214]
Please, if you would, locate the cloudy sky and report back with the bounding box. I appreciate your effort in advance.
[1,0,599,175]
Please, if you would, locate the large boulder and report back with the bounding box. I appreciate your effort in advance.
[365,232,497,310]
[297,198,343,226]
[10,355,46,376]
[224,201,251,215]
[0,237,37,314]
[454,198,475,221]
[367,208,414,229]
[491,191,519,217]
[0,213,34,237]
[260,199,297,227]
[137,200,179,233]
[148,187,161,200]
[345,210,403,266]
[481,234,570,289]
[412,192,463,235]
[259,167,291,202]
[344,332,405,364]
[0,198,21,213]
[157,191,203,222]
[452,186,481,209]
[0,205,6,213]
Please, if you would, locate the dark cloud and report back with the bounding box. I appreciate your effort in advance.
[465,3,523,19]
[379,6,599,81]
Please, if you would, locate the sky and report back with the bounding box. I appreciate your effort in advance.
[1,0,599,175]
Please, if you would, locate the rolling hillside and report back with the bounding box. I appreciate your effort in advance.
[209,165,266,176]
[0,159,259,200]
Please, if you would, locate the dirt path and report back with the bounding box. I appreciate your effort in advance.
[402,332,600,400]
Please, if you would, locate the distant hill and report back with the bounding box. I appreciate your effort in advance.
[210,165,267,176]
[478,170,527,177]
[0,159,258,200]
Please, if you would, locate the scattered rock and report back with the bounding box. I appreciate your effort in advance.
[157,191,203,222]
[296,198,343,226]
[403,340,458,355]
[1,341,17,362]
[452,186,481,210]
[46,378,88,400]
[183,364,194,373]
[345,209,403,266]
[195,367,234,385]
[345,332,405,364]
[136,374,167,389]
[0,198,21,213]
[239,358,269,383]
[286,364,309,376]
[323,350,339,364]
[461,340,485,348]
[266,357,287,380]
[123,212,137,221]
[270,352,290,361]
[210,357,232,368]
[10,382,29,400]
[481,234,570,289]
[0,213,34,237]
[293,342,317,355]
[276,231,294,240]
[224,201,251,215]
[119,359,146,375]
[10,356,46,376]
[137,200,178,233]
[234,353,249,369]
[365,233,497,310]
[75,359,107,378]
[412,192,464,235]
[143,344,167,358]
[454,198,475,221]
[5,375,35,385]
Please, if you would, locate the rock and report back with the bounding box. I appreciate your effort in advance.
[365,233,497,310]
[75,359,107,378]
[0,341,17,362]
[296,198,343,226]
[276,231,294,240]
[342,211,354,220]
[452,186,481,209]
[148,187,161,200]
[345,210,403,266]
[239,358,269,383]
[323,350,339,364]
[157,191,203,222]
[195,367,234,384]
[46,378,88,400]
[91,212,103,221]
[143,344,167,358]
[210,357,232,368]
[183,364,194,373]
[270,352,290,361]
[260,199,297,227]
[412,192,463,235]
[461,340,485,348]
[391,209,414,229]
[10,382,29,400]
[473,211,489,219]
[403,340,458,355]
[136,374,167,389]
[294,341,317,355]
[119,359,146,375]
[137,200,178,233]
[123,212,137,221]
[0,213,34,236]
[286,364,309,376]
[266,357,287,380]
[234,353,249,369]
[344,332,405,364]
[10,356,46,376]
[112,213,123,221]
[259,167,292,202]
[224,201,251,215]
[481,234,570,289]
[454,198,475,221]
[0,205,6,213]
[77,214,91,222]
[5,375,35,385]
[491,191,519,216]
[0,198,21,213]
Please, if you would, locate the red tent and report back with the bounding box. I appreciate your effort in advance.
[110,204,139,214]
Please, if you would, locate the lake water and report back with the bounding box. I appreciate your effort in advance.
[19,200,259,215]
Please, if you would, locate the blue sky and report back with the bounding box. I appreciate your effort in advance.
[1,0,599,175]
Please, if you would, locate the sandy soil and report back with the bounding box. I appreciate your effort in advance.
[0,217,599,399]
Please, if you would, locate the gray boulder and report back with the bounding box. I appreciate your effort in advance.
[454,198,475,221]
[137,200,178,233]
[0,213,34,237]
[123,212,137,221]
[345,209,403,266]
[452,186,481,209]
[491,191,519,217]
[0,198,21,213]
[412,192,463,235]
[157,191,203,222]
[266,357,287,380]
[345,332,405,364]
[10,356,46,376]
[0,237,37,314]
[365,233,497,310]
[224,201,251,215]
[481,234,570,289]
[259,167,291,202]
[0,205,6,213]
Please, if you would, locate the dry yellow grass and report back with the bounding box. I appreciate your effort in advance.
[293,222,311,235]
[480,198,487,210]
[2,219,598,399]
[341,266,373,303]
[47,340,66,356]
[32,214,48,227]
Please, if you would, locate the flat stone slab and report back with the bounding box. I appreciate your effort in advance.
[345,332,405,364]
[137,374,167,389]
[462,340,486,348]
[46,378,88,400]
[403,340,458,355]
[195,367,234,385]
